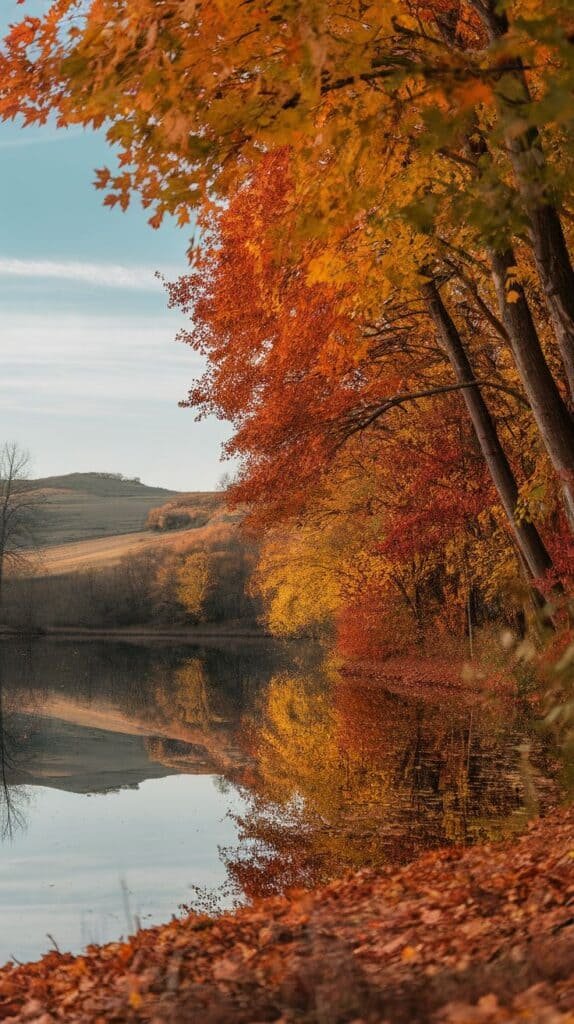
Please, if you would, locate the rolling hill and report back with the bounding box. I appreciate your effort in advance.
[36,529,189,576]
[36,503,242,577]
[2,474,255,629]
[24,472,219,548]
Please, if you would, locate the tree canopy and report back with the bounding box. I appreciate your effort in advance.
[3,0,574,645]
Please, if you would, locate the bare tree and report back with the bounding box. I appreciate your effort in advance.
[0,443,43,605]
[217,471,233,493]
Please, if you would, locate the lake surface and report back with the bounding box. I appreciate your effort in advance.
[0,639,560,964]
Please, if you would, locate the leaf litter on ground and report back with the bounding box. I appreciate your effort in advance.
[0,807,572,1023]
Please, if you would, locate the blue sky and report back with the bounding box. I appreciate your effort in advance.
[0,1,231,491]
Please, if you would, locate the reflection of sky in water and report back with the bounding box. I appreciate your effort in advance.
[0,775,243,964]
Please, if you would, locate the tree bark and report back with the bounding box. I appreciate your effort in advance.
[502,96,574,401]
[424,278,555,581]
[489,248,574,530]
[471,0,574,400]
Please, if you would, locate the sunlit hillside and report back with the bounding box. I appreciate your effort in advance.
[36,499,241,577]
[3,485,252,631]
[26,472,183,546]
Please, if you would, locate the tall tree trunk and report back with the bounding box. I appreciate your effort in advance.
[423,278,555,581]
[458,129,574,529]
[512,150,574,401]
[470,0,574,399]
[489,248,574,530]
[501,92,574,401]
[0,529,5,610]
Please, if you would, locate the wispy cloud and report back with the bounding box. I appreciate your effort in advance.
[0,131,84,150]
[0,258,178,291]
[0,312,228,489]
[0,311,200,417]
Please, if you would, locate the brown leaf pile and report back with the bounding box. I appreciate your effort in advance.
[1,808,573,1024]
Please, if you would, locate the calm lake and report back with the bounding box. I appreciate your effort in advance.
[0,639,559,965]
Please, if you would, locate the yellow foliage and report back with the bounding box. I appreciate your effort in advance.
[176,551,211,620]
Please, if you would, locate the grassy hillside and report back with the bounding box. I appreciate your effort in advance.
[36,530,186,576]
[3,482,258,630]
[24,473,220,547]
[30,492,236,576]
[27,472,175,499]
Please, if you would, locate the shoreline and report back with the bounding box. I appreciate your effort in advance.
[0,623,279,645]
[1,805,571,1022]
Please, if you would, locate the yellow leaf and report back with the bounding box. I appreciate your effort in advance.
[306,251,347,286]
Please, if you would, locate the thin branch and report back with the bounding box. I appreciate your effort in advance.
[442,258,511,343]
[336,377,527,445]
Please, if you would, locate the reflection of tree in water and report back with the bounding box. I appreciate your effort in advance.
[0,670,30,841]
[145,658,254,776]
[154,659,228,731]
[0,641,550,900]
[223,671,553,900]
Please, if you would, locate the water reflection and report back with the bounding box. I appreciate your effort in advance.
[0,640,287,802]
[0,683,29,841]
[223,671,558,899]
[0,639,292,962]
[0,640,562,958]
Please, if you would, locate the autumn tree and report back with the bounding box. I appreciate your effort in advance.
[167,153,561,615]
[176,551,211,622]
[5,0,574,637]
[251,390,536,650]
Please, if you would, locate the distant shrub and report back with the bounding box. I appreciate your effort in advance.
[146,494,222,532]
[177,552,212,621]
[147,507,210,531]
[91,471,142,484]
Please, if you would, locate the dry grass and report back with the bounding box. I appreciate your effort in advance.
[32,503,245,577]
[34,530,185,576]
[25,473,196,547]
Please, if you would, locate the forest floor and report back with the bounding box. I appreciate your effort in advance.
[0,807,572,1024]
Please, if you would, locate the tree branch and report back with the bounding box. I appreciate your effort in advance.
[336,378,528,444]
